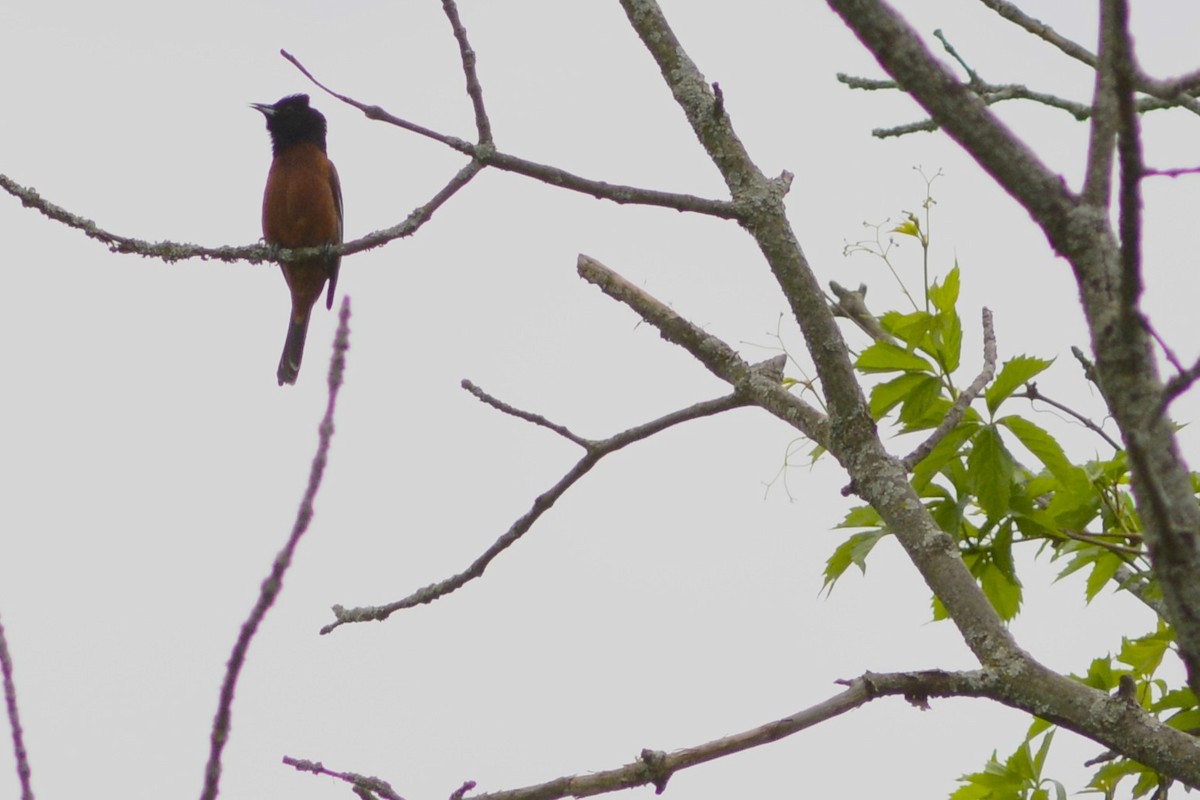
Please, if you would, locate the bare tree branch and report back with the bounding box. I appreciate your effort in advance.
[320,385,752,634]
[0,615,33,800]
[439,0,492,145]
[578,255,829,446]
[282,757,407,800]
[903,308,996,471]
[462,379,591,447]
[976,0,1200,114]
[199,300,352,800]
[279,50,740,220]
[284,666,1200,799]
[1015,383,1121,451]
[283,671,986,800]
[0,162,480,264]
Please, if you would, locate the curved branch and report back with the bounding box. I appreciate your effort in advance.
[280,50,740,220]
[283,671,984,800]
[0,615,33,800]
[320,387,751,634]
[199,300,352,800]
[0,161,481,264]
[285,666,1200,799]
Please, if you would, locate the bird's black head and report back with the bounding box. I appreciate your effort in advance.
[252,94,328,156]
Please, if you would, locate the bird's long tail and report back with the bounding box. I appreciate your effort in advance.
[277,309,312,386]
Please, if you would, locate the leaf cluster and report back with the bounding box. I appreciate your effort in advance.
[823,202,1200,798]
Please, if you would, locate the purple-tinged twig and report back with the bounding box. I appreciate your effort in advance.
[199,300,351,800]
[0,615,34,800]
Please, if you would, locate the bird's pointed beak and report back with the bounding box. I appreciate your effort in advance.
[251,102,274,116]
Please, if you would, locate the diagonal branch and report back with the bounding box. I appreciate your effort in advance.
[831,0,1200,707]
[320,386,752,634]
[283,666,1200,798]
[578,255,829,447]
[976,0,1200,114]
[283,670,989,800]
[199,300,352,800]
[0,614,34,800]
[280,50,740,220]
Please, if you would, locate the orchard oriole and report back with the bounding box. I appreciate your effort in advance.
[252,94,343,386]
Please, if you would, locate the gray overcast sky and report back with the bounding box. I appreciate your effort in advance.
[2,2,1198,798]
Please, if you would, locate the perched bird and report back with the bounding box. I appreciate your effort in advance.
[252,94,343,385]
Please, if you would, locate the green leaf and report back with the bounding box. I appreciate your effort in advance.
[912,421,979,490]
[835,505,883,529]
[952,751,1026,800]
[936,306,963,373]
[999,416,1093,501]
[1151,687,1195,712]
[881,310,934,351]
[1025,717,1054,740]
[1118,625,1171,676]
[1031,729,1055,774]
[968,426,1015,517]
[1084,550,1123,602]
[930,266,961,315]
[870,372,935,420]
[1166,707,1200,732]
[823,530,889,591]
[892,216,920,238]
[992,523,1019,585]
[1077,656,1118,691]
[979,557,1023,620]
[986,356,1054,415]
[897,376,945,429]
[932,594,949,622]
[856,341,934,374]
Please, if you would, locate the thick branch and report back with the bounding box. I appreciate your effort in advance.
[829,0,1200,703]
[614,0,1023,671]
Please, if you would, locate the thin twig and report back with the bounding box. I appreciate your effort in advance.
[1160,356,1200,416]
[199,299,352,800]
[440,0,492,145]
[903,308,996,470]
[282,758,407,800]
[285,670,989,800]
[279,51,740,219]
[320,390,748,633]
[461,380,591,447]
[977,0,1200,114]
[0,615,34,800]
[1016,383,1122,451]
[933,29,982,85]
